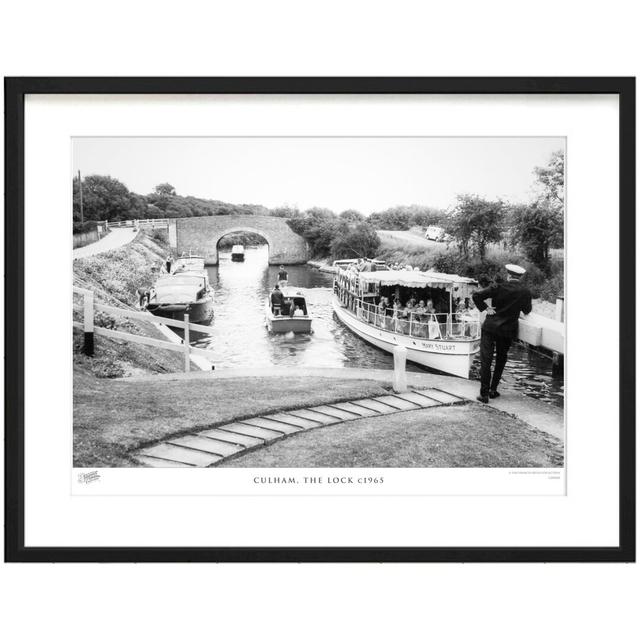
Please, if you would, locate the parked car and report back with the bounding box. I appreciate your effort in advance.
[425,225,447,241]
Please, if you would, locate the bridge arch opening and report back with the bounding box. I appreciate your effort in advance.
[215,227,271,265]
[174,215,309,265]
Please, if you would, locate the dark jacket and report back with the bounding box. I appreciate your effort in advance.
[270,289,284,307]
[472,280,532,338]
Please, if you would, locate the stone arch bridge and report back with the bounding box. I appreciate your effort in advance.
[168,215,309,265]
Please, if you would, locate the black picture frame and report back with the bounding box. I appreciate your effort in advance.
[4,77,635,563]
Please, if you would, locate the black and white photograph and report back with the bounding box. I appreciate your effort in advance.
[72,136,565,473]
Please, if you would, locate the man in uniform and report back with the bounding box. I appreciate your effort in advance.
[472,264,532,403]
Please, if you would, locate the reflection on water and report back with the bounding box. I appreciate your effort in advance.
[188,245,563,408]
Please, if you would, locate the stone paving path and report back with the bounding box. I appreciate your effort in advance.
[73,228,138,260]
[134,388,467,468]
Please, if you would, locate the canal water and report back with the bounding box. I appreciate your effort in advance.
[189,245,564,408]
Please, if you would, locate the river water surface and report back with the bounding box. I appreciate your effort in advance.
[189,246,564,408]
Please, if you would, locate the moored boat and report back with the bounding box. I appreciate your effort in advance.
[231,245,245,262]
[147,270,214,325]
[332,261,481,378]
[266,287,312,333]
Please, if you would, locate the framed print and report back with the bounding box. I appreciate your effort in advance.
[4,77,635,562]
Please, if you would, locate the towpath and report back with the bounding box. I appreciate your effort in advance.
[73,228,139,260]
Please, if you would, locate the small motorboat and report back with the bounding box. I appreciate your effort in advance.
[231,245,245,262]
[266,287,312,334]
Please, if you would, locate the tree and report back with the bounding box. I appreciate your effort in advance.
[330,222,381,259]
[445,195,504,259]
[368,207,412,230]
[339,209,365,223]
[509,151,565,270]
[154,183,177,196]
[534,150,564,207]
[509,202,562,269]
[271,205,301,218]
[72,174,144,222]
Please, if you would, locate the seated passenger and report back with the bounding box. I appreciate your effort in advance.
[293,305,305,317]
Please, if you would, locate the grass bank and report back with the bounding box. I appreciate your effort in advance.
[220,403,564,468]
[73,373,391,467]
[73,230,184,378]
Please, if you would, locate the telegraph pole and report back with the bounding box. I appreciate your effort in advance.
[78,170,84,224]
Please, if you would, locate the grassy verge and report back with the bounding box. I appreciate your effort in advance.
[73,372,391,467]
[220,403,564,468]
[73,230,185,377]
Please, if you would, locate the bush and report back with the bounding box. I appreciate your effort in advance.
[148,228,168,243]
[330,222,380,260]
[73,220,105,234]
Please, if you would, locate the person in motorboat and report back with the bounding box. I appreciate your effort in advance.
[270,284,285,315]
[293,304,305,317]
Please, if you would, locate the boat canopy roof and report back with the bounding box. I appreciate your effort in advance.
[357,269,477,290]
[280,286,306,299]
[157,274,206,285]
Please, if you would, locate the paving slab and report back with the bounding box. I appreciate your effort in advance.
[311,405,361,420]
[416,388,464,404]
[395,391,441,408]
[348,398,400,414]
[241,417,302,434]
[140,442,222,467]
[269,413,321,429]
[198,428,261,448]
[170,435,243,457]
[330,402,380,417]
[374,395,422,411]
[287,408,340,425]
[135,455,193,468]
[221,423,283,441]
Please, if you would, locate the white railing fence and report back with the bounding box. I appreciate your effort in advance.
[105,218,170,230]
[73,286,214,372]
[338,297,480,341]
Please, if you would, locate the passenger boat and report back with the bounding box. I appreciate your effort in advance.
[148,253,214,324]
[231,245,245,262]
[332,260,481,378]
[266,287,312,333]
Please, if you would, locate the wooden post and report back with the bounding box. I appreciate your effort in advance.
[183,313,190,372]
[393,345,408,393]
[83,290,94,356]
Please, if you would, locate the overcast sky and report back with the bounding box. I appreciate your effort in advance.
[72,137,564,213]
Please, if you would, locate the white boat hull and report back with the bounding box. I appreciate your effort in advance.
[332,299,479,378]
